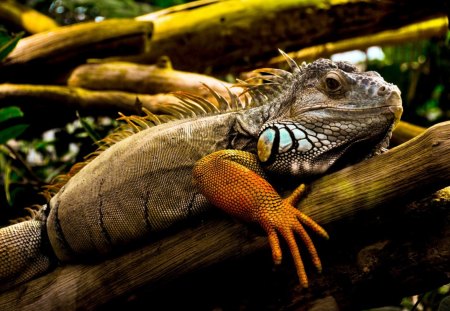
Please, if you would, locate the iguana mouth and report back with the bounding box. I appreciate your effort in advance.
[296,90,402,114]
[385,90,402,107]
[341,91,402,110]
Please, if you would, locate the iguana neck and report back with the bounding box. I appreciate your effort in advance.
[231,77,297,151]
[230,104,275,151]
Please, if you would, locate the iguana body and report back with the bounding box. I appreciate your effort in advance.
[0,52,402,290]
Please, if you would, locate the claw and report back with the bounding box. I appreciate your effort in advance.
[284,183,306,206]
[257,185,329,288]
[267,228,282,265]
[193,150,328,287]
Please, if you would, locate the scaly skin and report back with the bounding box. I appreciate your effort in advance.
[193,149,329,287]
[0,53,402,291]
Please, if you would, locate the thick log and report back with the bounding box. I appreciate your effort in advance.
[0,81,243,134]
[0,0,59,34]
[299,121,450,221]
[0,83,185,114]
[66,58,240,100]
[0,83,184,133]
[265,16,449,68]
[391,120,426,145]
[127,0,448,73]
[0,19,153,84]
[0,121,449,310]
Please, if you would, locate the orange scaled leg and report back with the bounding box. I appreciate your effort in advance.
[193,150,329,287]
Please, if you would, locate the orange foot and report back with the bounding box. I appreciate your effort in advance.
[258,184,329,287]
[193,150,329,287]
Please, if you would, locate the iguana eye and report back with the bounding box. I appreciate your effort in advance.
[325,73,342,91]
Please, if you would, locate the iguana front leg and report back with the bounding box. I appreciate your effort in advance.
[193,149,329,287]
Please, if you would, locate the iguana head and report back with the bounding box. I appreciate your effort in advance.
[257,56,402,178]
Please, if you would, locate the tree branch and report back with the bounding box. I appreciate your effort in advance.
[129,0,448,73]
[391,120,426,145]
[0,0,59,34]
[0,19,153,83]
[0,121,449,310]
[265,16,449,68]
[66,59,239,100]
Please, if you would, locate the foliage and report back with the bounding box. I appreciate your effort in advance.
[0,31,31,224]
[367,32,450,127]
[19,0,193,25]
[0,112,118,225]
[47,0,152,24]
[0,107,28,144]
[399,284,450,311]
[0,29,23,61]
[0,107,28,207]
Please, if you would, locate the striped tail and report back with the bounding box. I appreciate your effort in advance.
[0,219,54,291]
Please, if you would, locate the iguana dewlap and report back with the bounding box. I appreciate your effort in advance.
[0,51,402,290]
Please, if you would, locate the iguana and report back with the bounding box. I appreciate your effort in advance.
[0,51,402,291]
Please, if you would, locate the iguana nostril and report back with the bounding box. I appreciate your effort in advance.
[378,86,387,96]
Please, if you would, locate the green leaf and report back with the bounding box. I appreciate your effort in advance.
[0,31,24,62]
[0,106,24,124]
[0,124,29,144]
[76,111,101,142]
[3,159,12,205]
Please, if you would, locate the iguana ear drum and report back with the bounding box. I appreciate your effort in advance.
[258,125,295,164]
[257,127,278,163]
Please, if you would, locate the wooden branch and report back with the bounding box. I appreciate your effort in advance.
[0,83,185,133]
[0,83,183,116]
[1,121,449,310]
[66,59,240,100]
[265,16,449,67]
[391,120,426,145]
[0,19,153,83]
[124,0,448,73]
[0,77,243,133]
[298,121,450,221]
[0,0,59,34]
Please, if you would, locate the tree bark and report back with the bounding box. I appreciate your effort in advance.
[0,83,179,134]
[391,120,426,145]
[66,59,239,100]
[0,0,59,34]
[0,19,153,84]
[0,81,245,134]
[0,121,449,311]
[264,16,449,68]
[127,0,449,73]
[0,83,179,115]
